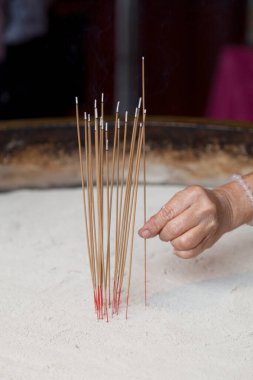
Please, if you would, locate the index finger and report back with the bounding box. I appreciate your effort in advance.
[138,189,192,239]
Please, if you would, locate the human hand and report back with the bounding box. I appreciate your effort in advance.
[138,185,233,259]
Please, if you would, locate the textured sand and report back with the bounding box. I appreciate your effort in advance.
[0,186,253,380]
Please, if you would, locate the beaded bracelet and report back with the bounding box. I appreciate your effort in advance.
[231,174,253,226]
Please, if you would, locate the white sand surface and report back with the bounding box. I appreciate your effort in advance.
[0,185,253,380]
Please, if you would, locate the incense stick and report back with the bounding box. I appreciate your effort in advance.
[83,112,96,293]
[75,98,94,294]
[114,102,141,312]
[142,57,147,306]
[75,59,147,321]
[105,122,111,307]
[126,121,144,318]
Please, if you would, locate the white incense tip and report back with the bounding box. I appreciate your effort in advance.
[116,101,120,113]
[117,118,120,128]
[88,114,90,122]
[125,111,128,122]
[138,98,142,109]
[134,108,138,118]
[142,56,144,61]
[75,96,78,104]
[139,122,142,128]
[95,108,98,119]
[101,93,104,102]
[84,112,87,120]
[100,117,104,129]
[144,109,147,114]
[105,122,108,132]
[106,138,109,151]
[94,99,97,108]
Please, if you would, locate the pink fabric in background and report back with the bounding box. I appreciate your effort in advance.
[206,46,253,122]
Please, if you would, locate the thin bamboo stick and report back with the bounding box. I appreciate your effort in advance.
[76,58,147,320]
[107,102,119,314]
[84,112,96,293]
[94,103,103,318]
[114,100,141,312]
[113,118,121,312]
[142,57,147,306]
[117,118,142,307]
[75,98,94,295]
[118,111,128,254]
[87,113,98,285]
[126,113,146,319]
[104,122,111,307]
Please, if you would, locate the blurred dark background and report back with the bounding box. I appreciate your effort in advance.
[0,0,252,121]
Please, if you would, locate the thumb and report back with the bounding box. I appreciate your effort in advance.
[138,190,191,239]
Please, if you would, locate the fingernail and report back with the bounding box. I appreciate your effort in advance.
[138,229,151,238]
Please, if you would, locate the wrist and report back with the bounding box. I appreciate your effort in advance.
[214,177,253,230]
[213,187,234,233]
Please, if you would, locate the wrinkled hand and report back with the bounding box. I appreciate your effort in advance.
[138,185,233,259]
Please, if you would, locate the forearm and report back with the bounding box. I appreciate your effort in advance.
[215,172,253,232]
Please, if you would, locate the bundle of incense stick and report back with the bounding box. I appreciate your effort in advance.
[75,58,147,321]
